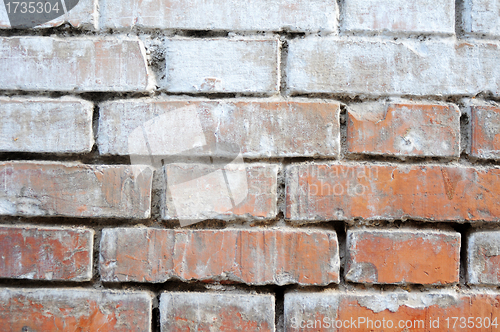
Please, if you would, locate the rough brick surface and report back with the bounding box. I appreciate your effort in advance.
[98,98,340,158]
[0,288,152,331]
[286,164,500,222]
[347,102,460,157]
[468,230,500,285]
[341,0,455,34]
[160,292,274,332]
[100,228,340,285]
[470,104,500,160]
[162,163,278,221]
[0,162,153,218]
[463,0,500,37]
[101,0,337,32]
[0,97,94,154]
[346,229,460,285]
[0,225,93,281]
[162,38,278,94]
[0,0,95,29]
[0,37,150,92]
[287,37,500,96]
[285,291,500,331]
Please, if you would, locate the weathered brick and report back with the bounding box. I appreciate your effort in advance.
[285,291,500,331]
[0,97,94,154]
[0,225,93,281]
[286,164,500,222]
[347,102,460,157]
[0,162,153,218]
[341,0,455,34]
[346,228,460,285]
[470,104,500,160]
[100,228,339,285]
[162,38,279,94]
[0,37,150,92]
[101,0,337,33]
[287,37,500,96]
[463,0,500,37]
[162,163,278,222]
[0,288,152,331]
[468,230,500,285]
[98,98,340,158]
[160,292,274,331]
[0,0,95,29]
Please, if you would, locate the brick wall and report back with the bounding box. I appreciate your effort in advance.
[1,0,500,331]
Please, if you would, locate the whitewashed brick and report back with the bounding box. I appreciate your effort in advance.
[287,37,500,96]
[341,0,455,34]
[0,37,150,92]
[0,162,153,219]
[0,0,96,29]
[162,38,279,94]
[98,98,340,158]
[0,97,93,154]
[463,0,500,37]
[100,0,337,32]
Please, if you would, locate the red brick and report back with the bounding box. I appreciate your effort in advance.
[285,291,500,331]
[468,230,500,285]
[0,162,153,219]
[160,292,274,332]
[0,37,150,92]
[162,163,278,222]
[347,102,460,157]
[346,229,460,285]
[0,288,152,331]
[98,98,340,158]
[100,228,339,286]
[0,225,93,281]
[470,104,500,160]
[286,164,500,222]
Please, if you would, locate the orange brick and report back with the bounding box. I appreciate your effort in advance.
[0,288,152,331]
[346,229,460,285]
[470,104,500,160]
[0,162,153,219]
[160,292,274,331]
[347,102,460,157]
[0,225,93,281]
[100,228,339,285]
[285,291,500,331]
[286,164,500,222]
